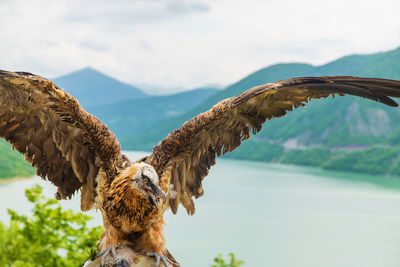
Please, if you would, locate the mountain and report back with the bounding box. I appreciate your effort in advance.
[53,67,147,108]
[89,87,219,138]
[52,67,218,139]
[133,83,224,95]
[122,47,400,151]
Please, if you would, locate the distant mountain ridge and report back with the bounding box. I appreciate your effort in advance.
[51,66,220,139]
[53,67,147,108]
[90,87,218,138]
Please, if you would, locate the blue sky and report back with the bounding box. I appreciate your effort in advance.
[1,0,400,93]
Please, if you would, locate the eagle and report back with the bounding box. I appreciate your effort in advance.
[1,70,400,266]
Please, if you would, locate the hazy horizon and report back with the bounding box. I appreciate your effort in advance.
[2,0,400,93]
[50,44,400,95]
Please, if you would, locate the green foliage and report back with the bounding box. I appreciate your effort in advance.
[280,148,338,166]
[211,253,244,267]
[0,139,35,180]
[323,146,400,176]
[0,185,102,267]
[223,140,284,162]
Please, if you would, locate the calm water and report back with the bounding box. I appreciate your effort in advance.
[1,151,400,267]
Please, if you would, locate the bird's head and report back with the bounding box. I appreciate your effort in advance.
[103,162,167,232]
[129,162,166,209]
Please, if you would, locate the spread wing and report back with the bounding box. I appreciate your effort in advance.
[0,70,130,211]
[144,76,400,214]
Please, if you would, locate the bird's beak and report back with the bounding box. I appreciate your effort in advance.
[155,186,167,204]
[147,185,167,208]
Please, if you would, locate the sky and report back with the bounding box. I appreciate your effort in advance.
[1,0,400,94]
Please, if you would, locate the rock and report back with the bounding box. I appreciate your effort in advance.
[82,245,177,267]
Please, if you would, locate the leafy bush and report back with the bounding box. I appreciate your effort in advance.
[0,185,102,267]
[211,253,244,267]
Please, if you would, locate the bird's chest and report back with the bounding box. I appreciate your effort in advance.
[100,191,159,233]
[95,171,163,233]
[104,196,161,233]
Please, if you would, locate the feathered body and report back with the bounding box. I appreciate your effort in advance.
[1,70,400,266]
[96,164,166,254]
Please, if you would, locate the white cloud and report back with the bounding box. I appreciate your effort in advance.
[166,1,210,15]
[1,0,400,92]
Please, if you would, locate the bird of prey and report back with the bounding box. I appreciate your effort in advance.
[1,70,400,266]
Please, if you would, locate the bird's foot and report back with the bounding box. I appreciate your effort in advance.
[99,246,129,267]
[141,250,173,267]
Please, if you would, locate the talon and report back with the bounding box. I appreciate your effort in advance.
[141,250,173,267]
[115,259,129,267]
[100,246,119,267]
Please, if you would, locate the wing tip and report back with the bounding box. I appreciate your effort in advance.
[376,96,399,107]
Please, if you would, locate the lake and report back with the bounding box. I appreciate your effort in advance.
[1,151,400,267]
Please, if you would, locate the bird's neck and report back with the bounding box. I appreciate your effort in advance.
[99,217,166,254]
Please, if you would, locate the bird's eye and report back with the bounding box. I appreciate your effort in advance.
[143,178,148,185]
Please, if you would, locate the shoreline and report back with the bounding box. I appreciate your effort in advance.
[1,157,400,191]
[0,175,34,184]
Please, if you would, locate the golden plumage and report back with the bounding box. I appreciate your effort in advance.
[1,70,400,266]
